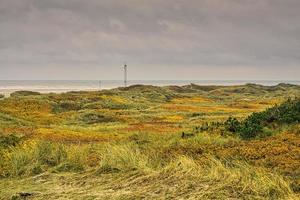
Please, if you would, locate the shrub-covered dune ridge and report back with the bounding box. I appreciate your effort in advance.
[0,83,299,199]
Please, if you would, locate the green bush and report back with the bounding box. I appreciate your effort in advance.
[224,117,240,133]
[239,120,263,139]
[0,94,4,99]
[251,98,300,125]
[100,101,132,110]
[225,98,300,139]
[0,134,22,148]
[52,100,82,113]
[80,112,115,124]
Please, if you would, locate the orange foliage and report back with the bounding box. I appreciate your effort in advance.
[120,122,182,134]
[160,115,184,123]
[0,99,51,114]
[0,98,59,124]
[161,104,249,113]
[100,95,128,104]
[229,98,281,111]
[211,133,300,191]
[171,96,213,104]
[35,128,119,143]
[0,127,36,137]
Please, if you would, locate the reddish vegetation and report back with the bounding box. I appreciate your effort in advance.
[210,132,300,191]
[121,122,182,134]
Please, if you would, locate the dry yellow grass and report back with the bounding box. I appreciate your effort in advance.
[1,155,297,200]
[171,96,213,103]
[35,128,116,142]
[0,84,299,199]
[100,95,128,104]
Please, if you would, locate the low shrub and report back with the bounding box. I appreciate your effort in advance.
[80,112,115,124]
[225,98,300,139]
[100,101,133,110]
[239,118,264,139]
[0,134,22,148]
[52,100,82,113]
[224,117,240,133]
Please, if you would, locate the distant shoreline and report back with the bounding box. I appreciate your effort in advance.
[0,89,100,96]
[1,80,299,96]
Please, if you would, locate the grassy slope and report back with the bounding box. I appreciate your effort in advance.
[0,138,298,199]
[0,83,300,199]
[0,159,295,200]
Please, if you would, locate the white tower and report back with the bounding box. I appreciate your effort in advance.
[124,63,127,87]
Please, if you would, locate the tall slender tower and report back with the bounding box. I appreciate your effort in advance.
[124,63,127,87]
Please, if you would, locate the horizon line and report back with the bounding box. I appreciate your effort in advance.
[0,79,299,81]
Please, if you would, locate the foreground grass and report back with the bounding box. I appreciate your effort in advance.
[0,150,296,200]
[0,84,299,199]
[0,134,299,200]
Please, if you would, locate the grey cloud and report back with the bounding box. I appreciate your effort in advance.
[0,0,299,80]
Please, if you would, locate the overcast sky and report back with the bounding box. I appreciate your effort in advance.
[0,0,299,80]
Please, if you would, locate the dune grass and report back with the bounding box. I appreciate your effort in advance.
[0,141,297,199]
[0,84,299,199]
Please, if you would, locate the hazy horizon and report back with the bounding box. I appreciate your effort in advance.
[0,79,300,81]
[1,79,299,96]
[1,0,300,80]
